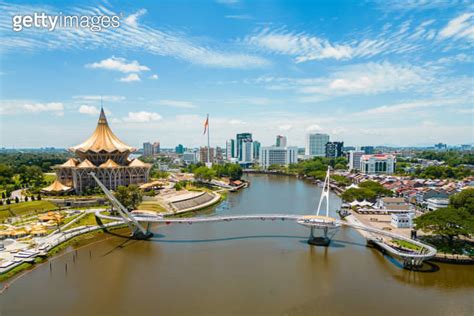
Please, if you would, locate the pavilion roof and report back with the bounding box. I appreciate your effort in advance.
[128,159,149,167]
[69,108,136,154]
[99,159,121,168]
[41,180,73,193]
[58,158,78,167]
[77,159,96,168]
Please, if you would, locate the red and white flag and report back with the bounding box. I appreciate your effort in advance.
[203,114,209,135]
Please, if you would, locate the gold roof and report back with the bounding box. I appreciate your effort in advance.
[41,180,73,192]
[128,159,148,167]
[99,159,121,168]
[59,158,78,167]
[77,159,96,168]
[70,108,136,153]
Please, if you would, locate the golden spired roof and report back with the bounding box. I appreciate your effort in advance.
[58,158,78,167]
[77,159,96,168]
[99,159,121,168]
[41,180,73,192]
[70,108,136,153]
[128,159,148,167]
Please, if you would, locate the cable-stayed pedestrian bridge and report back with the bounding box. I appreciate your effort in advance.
[90,169,437,269]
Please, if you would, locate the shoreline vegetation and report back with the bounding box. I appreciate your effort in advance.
[0,179,237,282]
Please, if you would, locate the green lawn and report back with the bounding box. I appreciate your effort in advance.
[0,200,58,220]
[392,239,423,252]
[137,201,169,213]
[44,173,57,184]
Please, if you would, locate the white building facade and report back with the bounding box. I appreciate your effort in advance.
[305,133,329,157]
[360,154,396,174]
[260,146,298,169]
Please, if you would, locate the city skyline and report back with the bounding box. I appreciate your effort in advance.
[1,0,473,148]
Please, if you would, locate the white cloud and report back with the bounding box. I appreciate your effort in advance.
[0,3,269,69]
[245,28,353,62]
[123,111,162,123]
[278,124,292,131]
[86,56,150,73]
[306,124,323,132]
[73,95,126,102]
[1,100,64,115]
[149,74,159,80]
[119,73,141,82]
[157,99,197,109]
[229,119,246,125]
[78,105,100,115]
[124,9,147,27]
[226,15,253,20]
[363,98,468,115]
[439,13,474,40]
[254,62,428,99]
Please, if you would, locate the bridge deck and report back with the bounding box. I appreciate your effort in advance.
[95,211,436,262]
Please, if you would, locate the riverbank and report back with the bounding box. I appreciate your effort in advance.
[0,221,125,281]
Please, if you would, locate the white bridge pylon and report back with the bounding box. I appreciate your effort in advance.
[89,172,152,238]
[316,166,331,217]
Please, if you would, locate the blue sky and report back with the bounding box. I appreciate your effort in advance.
[0,0,473,149]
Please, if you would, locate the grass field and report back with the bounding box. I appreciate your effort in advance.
[392,239,423,251]
[0,200,58,220]
[137,201,169,213]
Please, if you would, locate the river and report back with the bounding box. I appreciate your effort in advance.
[1,174,473,315]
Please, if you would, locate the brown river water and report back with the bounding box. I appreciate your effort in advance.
[0,174,473,315]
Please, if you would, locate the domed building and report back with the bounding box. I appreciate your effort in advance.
[45,108,151,194]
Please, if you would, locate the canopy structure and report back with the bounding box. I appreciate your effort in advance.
[69,108,136,154]
[41,180,73,194]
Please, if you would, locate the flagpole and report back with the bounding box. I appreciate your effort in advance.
[207,114,211,165]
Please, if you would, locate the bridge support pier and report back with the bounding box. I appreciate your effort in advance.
[307,227,331,246]
[131,229,154,240]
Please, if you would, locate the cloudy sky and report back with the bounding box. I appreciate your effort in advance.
[0,0,473,149]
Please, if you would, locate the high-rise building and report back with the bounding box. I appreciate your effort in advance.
[183,151,197,164]
[152,142,160,155]
[325,141,344,158]
[215,146,224,163]
[260,146,298,169]
[236,133,252,161]
[253,141,261,160]
[241,139,253,164]
[348,150,365,171]
[199,146,215,163]
[361,146,375,154]
[225,139,235,160]
[143,142,153,157]
[360,154,396,174]
[434,143,447,151]
[175,144,185,154]
[305,133,330,157]
[276,135,287,147]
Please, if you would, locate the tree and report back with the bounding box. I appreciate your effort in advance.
[114,185,142,210]
[0,163,14,185]
[194,166,215,182]
[414,207,474,246]
[359,180,392,196]
[449,188,474,214]
[18,165,44,188]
